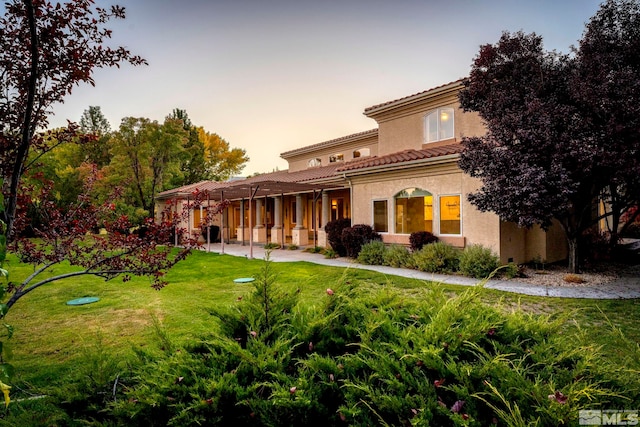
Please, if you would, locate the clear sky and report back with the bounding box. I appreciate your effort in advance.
[47,0,603,175]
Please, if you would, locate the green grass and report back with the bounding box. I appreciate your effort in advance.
[3,249,639,398]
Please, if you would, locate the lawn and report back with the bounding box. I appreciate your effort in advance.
[2,249,640,421]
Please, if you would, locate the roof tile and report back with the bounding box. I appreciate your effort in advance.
[336,144,463,172]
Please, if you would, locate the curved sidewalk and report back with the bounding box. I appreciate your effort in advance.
[203,243,640,300]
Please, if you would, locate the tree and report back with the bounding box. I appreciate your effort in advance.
[572,0,640,245]
[459,0,640,273]
[105,117,188,221]
[197,128,249,181]
[0,0,146,240]
[168,108,207,186]
[79,106,113,167]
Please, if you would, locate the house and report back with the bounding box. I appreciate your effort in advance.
[156,80,568,264]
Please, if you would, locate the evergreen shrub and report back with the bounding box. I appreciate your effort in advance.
[357,241,386,265]
[108,260,640,426]
[412,241,460,273]
[458,244,500,279]
[382,244,413,268]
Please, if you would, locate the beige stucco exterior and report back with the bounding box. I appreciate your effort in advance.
[156,79,569,265]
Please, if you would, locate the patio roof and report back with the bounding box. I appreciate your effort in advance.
[157,177,344,201]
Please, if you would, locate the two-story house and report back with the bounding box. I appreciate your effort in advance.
[156,80,567,264]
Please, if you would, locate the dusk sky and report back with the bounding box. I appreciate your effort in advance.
[48,0,603,175]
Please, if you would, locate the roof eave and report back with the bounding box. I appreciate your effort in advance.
[340,153,460,177]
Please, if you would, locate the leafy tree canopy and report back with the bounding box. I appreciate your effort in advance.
[0,0,146,239]
[458,0,640,272]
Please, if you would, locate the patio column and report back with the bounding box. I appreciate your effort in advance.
[253,198,266,243]
[292,194,308,246]
[236,199,246,244]
[271,196,283,245]
[319,190,330,247]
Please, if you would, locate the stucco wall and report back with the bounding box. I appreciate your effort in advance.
[375,99,485,156]
[285,134,378,172]
[349,165,501,255]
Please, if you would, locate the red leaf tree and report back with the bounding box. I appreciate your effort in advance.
[7,176,227,312]
[458,0,640,273]
[0,0,147,240]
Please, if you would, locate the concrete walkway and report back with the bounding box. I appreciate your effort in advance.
[202,243,640,300]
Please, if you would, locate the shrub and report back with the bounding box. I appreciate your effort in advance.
[458,244,500,279]
[412,241,459,273]
[109,266,640,427]
[324,218,351,257]
[303,246,324,254]
[501,262,522,279]
[341,224,381,258]
[382,244,413,268]
[409,230,438,252]
[323,248,338,259]
[264,242,281,249]
[357,241,386,265]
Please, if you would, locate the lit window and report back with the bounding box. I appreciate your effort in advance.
[353,147,370,158]
[439,195,461,235]
[394,188,433,234]
[329,153,344,163]
[425,107,454,143]
[193,207,202,228]
[308,158,322,167]
[373,200,388,232]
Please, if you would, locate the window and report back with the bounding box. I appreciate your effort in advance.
[329,153,344,163]
[353,147,370,158]
[395,188,433,234]
[308,158,322,167]
[439,195,461,235]
[331,198,344,221]
[373,200,388,232]
[193,207,202,228]
[425,107,454,143]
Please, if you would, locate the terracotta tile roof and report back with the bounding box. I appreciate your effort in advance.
[336,144,464,172]
[280,129,378,158]
[244,163,344,183]
[363,79,465,116]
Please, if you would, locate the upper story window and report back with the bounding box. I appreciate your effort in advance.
[353,147,370,158]
[425,107,454,143]
[329,153,344,163]
[308,158,322,168]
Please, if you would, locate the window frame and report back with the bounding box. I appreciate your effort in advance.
[372,199,389,233]
[438,194,462,236]
[307,158,322,167]
[424,107,455,143]
[393,188,433,235]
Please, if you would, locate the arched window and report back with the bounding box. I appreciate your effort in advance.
[329,153,344,163]
[394,188,433,234]
[424,107,454,143]
[353,147,370,158]
[307,158,322,168]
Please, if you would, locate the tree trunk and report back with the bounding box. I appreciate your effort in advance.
[567,236,580,274]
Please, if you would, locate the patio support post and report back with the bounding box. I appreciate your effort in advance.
[221,190,225,254]
[319,190,330,247]
[239,198,245,246]
[271,195,283,246]
[321,190,329,228]
[253,198,266,243]
[292,194,308,246]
